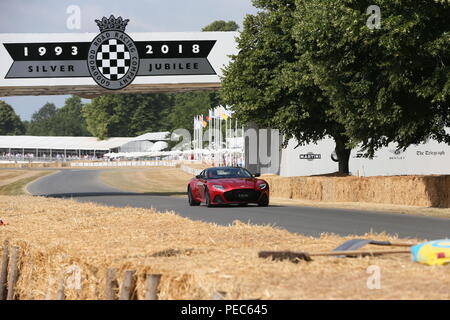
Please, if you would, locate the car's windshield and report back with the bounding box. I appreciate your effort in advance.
[207,168,253,179]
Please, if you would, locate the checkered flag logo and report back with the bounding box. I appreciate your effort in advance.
[88,15,139,90]
[95,39,131,81]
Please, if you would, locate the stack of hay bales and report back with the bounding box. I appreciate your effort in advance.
[263,175,450,208]
[0,162,69,169]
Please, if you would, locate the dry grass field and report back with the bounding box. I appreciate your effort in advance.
[0,170,52,195]
[100,167,192,194]
[1,195,449,300]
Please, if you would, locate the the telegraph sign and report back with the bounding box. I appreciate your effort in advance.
[0,15,238,96]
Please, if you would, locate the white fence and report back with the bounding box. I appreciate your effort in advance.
[70,161,177,168]
[180,165,202,176]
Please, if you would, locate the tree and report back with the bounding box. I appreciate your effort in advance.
[82,94,174,139]
[220,0,354,174]
[166,20,240,134]
[26,102,57,136]
[293,0,450,156]
[202,20,239,32]
[26,96,90,136]
[0,100,25,135]
[53,96,90,136]
[167,91,220,134]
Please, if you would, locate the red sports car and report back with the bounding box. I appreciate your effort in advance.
[187,167,270,207]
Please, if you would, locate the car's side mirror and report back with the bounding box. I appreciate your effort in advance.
[195,175,202,179]
[254,173,261,177]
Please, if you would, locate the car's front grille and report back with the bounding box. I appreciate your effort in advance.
[224,189,261,202]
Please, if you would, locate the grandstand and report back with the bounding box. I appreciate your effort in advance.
[0,132,171,162]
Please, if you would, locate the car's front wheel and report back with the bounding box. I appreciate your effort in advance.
[188,186,200,206]
[205,188,213,207]
[258,194,269,207]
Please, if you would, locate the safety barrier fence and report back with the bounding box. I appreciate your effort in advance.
[180,165,202,176]
[70,161,177,167]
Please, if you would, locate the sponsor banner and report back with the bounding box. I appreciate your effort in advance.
[4,28,216,90]
[416,150,446,156]
[280,137,450,177]
[0,15,237,94]
[299,153,321,161]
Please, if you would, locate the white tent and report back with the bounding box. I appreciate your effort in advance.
[0,136,132,151]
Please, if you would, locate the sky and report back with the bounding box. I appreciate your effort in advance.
[0,0,258,120]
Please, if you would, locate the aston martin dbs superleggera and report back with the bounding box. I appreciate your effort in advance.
[187,167,270,207]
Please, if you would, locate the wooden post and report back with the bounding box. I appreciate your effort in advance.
[0,240,9,300]
[56,276,65,300]
[6,246,19,300]
[144,274,161,300]
[119,270,137,300]
[105,268,119,300]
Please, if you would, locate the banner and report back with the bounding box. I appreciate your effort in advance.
[0,15,238,95]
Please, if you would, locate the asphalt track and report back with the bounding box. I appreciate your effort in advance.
[27,169,450,239]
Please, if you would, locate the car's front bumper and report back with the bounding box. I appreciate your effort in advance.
[209,188,269,205]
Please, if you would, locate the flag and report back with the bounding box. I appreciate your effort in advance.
[211,108,218,119]
[225,105,235,115]
[201,115,207,128]
[223,106,233,119]
[219,105,229,120]
[194,116,201,129]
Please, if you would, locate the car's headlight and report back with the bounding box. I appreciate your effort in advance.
[259,183,267,189]
[212,185,225,190]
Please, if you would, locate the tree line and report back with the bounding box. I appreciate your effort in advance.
[0,91,221,139]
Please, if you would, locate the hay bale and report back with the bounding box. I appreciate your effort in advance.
[292,177,322,201]
[1,195,450,300]
[264,176,293,199]
[265,174,450,208]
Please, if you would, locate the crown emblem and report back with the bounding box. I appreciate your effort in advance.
[95,15,129,32]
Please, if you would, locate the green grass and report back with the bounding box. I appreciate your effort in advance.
[0,171,51,195]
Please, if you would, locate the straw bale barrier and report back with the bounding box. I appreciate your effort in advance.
[263,175,450,208]
[2,195,450,299]
[0,162,69,169]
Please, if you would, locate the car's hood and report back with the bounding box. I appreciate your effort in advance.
[209,178,256,189]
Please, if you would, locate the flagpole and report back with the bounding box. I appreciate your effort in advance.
[193,116,196,156]
[208,110,211,151]
[226,117,228,150]
[194,116,196,152]
[214,109,217,165]
[215,109,218,151]
[200,115,203,153]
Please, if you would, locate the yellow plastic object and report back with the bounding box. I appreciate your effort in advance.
[411,240,450,266]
